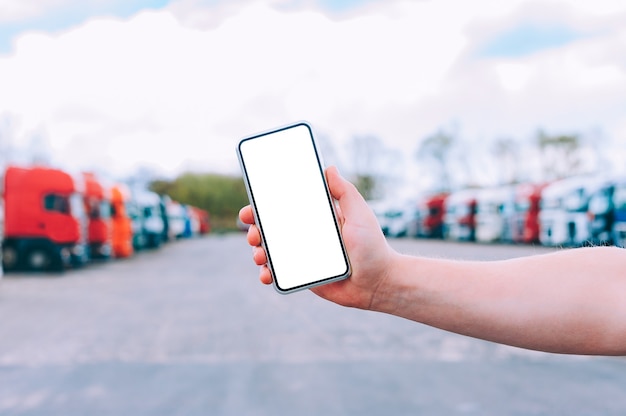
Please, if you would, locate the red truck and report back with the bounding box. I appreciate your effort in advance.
[0,191,4,277]
[83,172,113,259]
[511,182,546,244]
[195,207,211,235]
[421,193,448,239]
[1,165,88,271]
[443,189,478,241]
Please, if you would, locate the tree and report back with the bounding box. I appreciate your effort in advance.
[314,132,343,172]
[415,128,457,192]
[347,135,404,200]
[536,130,582,180]
[491,136,521,185]
[0,113,16,171]
[27,126,52,166]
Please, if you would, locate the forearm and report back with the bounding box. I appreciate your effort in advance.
[372,247,626,355]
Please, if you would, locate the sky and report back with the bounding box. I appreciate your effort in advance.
[0,0,625,193]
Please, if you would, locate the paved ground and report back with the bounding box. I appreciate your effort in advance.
[0,234,624,415]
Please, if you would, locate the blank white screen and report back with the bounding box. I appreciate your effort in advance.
[239,124,349,291]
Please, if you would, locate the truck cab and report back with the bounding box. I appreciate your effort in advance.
[83,172,112,259]
[110,184,134,258]
[475,186,514,243]
[421,193,448,239]
[587,178,616,246]
[132,189,165,249]
[369,199,416,238]
[443,189,477,241]
[539,176,597,247]
[510,183,546,244]
[158,195,171,244]
[192,206,211,235]
[181,204,196,238]
[166,199,187,240]
[611,179,626,247]
[2,166,87,271]
[0,191,4,278]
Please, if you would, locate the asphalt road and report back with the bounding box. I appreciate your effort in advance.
[0,234,624,415]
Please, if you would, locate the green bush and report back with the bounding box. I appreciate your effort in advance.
[151,173,249,232]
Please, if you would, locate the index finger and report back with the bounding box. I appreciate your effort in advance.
[239,205,255,225]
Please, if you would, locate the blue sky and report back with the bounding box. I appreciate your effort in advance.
[479,22,585,58]
[317,0,377,12]
[0,0,170,54]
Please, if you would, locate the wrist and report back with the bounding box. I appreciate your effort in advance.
[367,252,418,315]
[368,254,463,326]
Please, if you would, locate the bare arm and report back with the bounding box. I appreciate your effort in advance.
[239,166,626,356]
[375,248,626,355]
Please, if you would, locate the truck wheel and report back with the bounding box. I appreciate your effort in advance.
[27,248,52,271]
[2,246,19,271]
[26,247,63,272]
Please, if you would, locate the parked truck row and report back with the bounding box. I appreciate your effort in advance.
[0,165,210,275]
[374,173,626,248]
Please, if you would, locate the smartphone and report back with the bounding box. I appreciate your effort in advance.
[237,121,351,294]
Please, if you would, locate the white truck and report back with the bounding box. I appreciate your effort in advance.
[475,186,515,243]
[166,199,187,240]
[539,175,600,247]
[131,189,165,249]
[443,188,478,241]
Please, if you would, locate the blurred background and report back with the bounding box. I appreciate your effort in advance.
[1,1,626,415]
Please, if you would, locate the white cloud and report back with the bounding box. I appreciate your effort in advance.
[494,62,535,92]
[0,0,625,184]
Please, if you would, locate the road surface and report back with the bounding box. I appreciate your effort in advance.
[0,234,624,415]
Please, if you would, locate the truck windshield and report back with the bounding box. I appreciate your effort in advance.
[564,189,587,212]
[99,201,111,220]
[126,203,140,220]
[588,190,610,214]
[614,186,626,211]
[515,200,530,212]
[540,197,560,210]
[457,204,472,216]
[477,203,499,215]
[143,206,155,219]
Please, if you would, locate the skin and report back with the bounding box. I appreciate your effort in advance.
[239,166,626,356]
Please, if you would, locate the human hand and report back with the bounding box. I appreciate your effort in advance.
[238,165,397,310]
